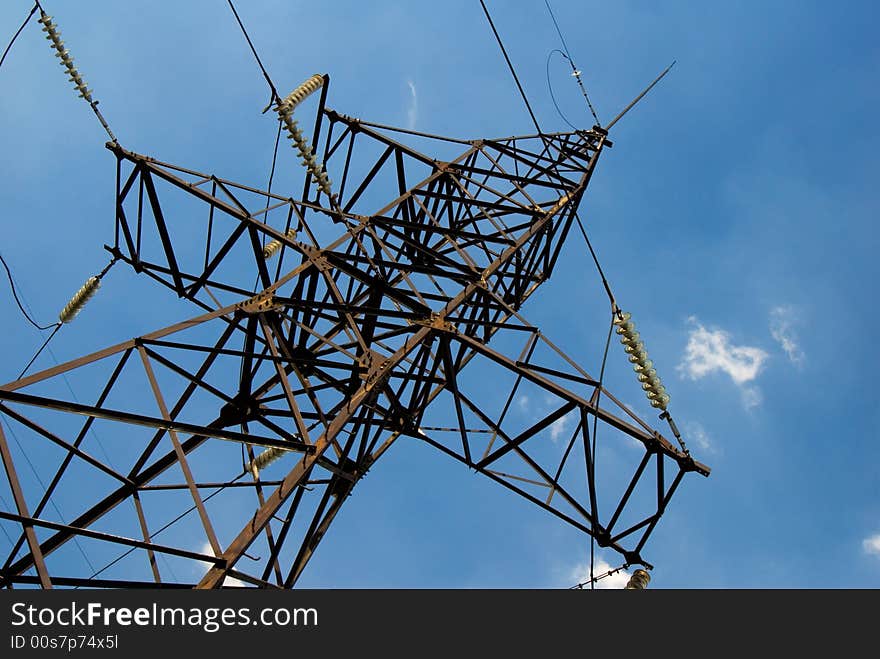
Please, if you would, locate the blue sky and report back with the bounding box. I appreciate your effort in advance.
[0,0,877,588]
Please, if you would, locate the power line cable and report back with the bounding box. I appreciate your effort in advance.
[0,2,37,71]
[478,0,543,136]
[252,118,283,294]
[17,324,61,380]
[573,214,616,308]
[226,0,280,106]
[1,416,96,574]
[83,474,245,584]
[589,314,614,588]
[543,0,600,125]
[0,493,17,550]
[0,252,57,331]
[546,49,577,130]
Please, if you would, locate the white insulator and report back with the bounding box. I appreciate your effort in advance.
[619,331,640,346]
[39,12,94,104]
[262,229,297,259]
[278,104,334,199]
[246,445,292,479]
[624,341,644,355]
[628,350,648,364]
[280,74,325,112]
[650,393,670,410]
[625,569,651,589]
[613,311,631,325]
[633,359,653,373]
[58,276,100,323]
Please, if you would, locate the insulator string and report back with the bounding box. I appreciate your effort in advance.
[14,258,116,379]
[246,445,294,480]
[279,74,324,112]
[614,311,670,411]
[58,276,100,324]
[262,228,297,260]
[276,79,336,204]
[37,8,117,142]
[624,568,651,589]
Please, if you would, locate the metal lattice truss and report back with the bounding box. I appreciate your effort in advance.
[0,88,708,588]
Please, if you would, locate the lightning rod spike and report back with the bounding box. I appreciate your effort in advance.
[604,60,676,131]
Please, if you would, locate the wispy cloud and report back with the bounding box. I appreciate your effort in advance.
[406,80,418,130]
[741,386,762,410]
[863,534,880,556]
[679,317,768,408]
[683,421,713,452]
[550,415,569,442]
[769,306,805,366]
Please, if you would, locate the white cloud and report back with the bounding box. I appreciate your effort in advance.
[679,317,768,385]
[406,80,418,129]
[517,394,530,411]
[684,421,712,452]
[549,414,569,442]
[863,534,880,556]
[769,306,805,366]
[568,558,632,589]
[741,386,762,410]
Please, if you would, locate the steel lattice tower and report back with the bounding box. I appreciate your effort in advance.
[0,78,709,589]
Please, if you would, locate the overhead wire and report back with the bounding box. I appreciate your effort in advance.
[253,118,284,293]
[0,252,57,331]
[4,258,119,492]
[478,0,543,136]
[0,416,97,574]
[543,0,600,125]
[0,0,681,587]
[225,0,281,106]
[0,0,121,562]
[0,493,17,550]
[539,0,676,587]
[16,324,61,380]
[0,2,38,71]
[571,562,629,589]
[11,258,117,379]
[546,49,577,130]
[82,473,246,585]
[588,314,615,588]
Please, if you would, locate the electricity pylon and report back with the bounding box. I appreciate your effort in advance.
[0,78,708,588]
